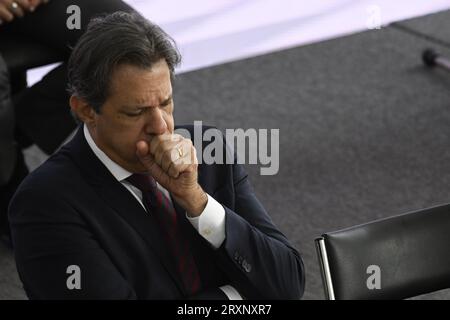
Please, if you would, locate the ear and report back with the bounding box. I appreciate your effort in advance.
[70,95,97,126]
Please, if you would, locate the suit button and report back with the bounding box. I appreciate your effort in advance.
[243,261,252,273]
[202,228,212,236]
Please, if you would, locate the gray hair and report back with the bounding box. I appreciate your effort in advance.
[67,11,181,113]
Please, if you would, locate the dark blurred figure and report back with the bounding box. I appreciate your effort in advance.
[0,0,136,242]
[0,52,20,243]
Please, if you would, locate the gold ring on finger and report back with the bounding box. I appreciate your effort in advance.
[177,147,184,158]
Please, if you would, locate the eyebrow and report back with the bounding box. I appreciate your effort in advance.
[122,95,173,109]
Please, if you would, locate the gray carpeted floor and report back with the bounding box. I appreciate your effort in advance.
[2,10,450,300]
[394,9,450,49]
[172,11,450,300]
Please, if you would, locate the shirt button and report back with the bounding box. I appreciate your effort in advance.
[202,228,211,236]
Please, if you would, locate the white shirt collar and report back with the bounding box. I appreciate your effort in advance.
[83,124,132,182]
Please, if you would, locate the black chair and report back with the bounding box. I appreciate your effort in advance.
[315,204,450,300]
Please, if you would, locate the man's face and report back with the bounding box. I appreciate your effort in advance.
[89,59,174,173]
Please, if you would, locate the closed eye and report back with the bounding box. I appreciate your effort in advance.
[160,98,172,108]
[125,109,145,117]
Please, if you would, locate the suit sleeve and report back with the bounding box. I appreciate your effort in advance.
[8,186,137,300]
[213,162,305,300]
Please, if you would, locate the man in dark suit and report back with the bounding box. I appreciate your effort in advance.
[8,12,305,299]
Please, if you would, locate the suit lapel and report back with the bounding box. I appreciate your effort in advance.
[62,126,186,295]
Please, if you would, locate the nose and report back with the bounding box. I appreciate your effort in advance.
[144,107,167,135]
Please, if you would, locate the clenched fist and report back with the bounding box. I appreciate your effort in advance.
[136,133,207,217]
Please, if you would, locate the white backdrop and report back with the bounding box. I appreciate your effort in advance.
[28,0,450,84]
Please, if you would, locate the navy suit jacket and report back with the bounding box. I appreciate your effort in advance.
[9,125,305,299]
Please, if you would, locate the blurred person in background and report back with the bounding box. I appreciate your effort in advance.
[0,0,136,244]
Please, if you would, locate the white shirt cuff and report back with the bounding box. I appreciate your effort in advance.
[219,285,244,300]
[186,194,226,249]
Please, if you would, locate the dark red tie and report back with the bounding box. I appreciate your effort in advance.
[126,174,201,295]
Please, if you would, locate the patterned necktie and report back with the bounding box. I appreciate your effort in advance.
[126,173,201,295]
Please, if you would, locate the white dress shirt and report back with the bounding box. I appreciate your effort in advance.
[83,125,242,299]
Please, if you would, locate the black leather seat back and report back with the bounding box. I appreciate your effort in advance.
[316,204,450,299]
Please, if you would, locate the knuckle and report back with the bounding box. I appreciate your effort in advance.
[168,165,179,178]
[171,134,182,142]
[181,156,192,165]
[169,148,178,162]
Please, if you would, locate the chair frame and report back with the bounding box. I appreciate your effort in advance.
[315,237,335,300]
